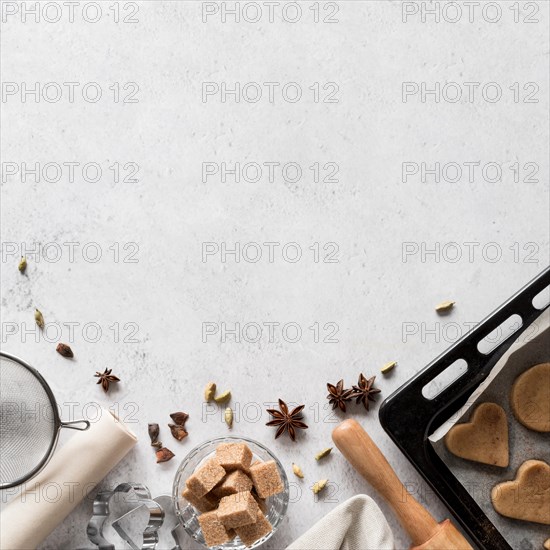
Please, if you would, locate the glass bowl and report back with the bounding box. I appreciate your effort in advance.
[173,436,289,549]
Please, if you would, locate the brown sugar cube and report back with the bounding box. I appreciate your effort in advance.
[217,491,260,529]
[197,510,234,547]
[212,469,253,498]
[235,509,273,547]
[251,490,267,513]
[181,487,217,513]
[215,442,253,471]
[244,459,262,475]
[186,457,226,496]
[249,460,283,499]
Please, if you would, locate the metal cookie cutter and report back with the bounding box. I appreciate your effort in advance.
[87,482,164,550]
[114,495,184,550]
[154,495,185,550]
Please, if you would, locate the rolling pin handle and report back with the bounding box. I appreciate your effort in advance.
[332,419,473,550]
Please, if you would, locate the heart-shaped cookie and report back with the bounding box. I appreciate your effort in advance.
[444,402,508,467]
[491,459,550,525]
[511,362,550,433]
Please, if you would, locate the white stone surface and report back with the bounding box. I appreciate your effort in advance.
[1,1,548,549]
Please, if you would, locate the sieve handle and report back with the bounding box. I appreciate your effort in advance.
[61,419,91,431]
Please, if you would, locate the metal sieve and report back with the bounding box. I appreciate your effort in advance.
[0,350,90,490]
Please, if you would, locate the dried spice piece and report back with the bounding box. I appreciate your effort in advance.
[148,424,163,448]
[156,447,175,463]
[94,368,120,392]
[204,382,216,402]
[224,407,233,428]
[292,463,304,478]
[327,379,353,412]
[34,309,45,329]
[214,390,231,404]
[18,257,27,273]
[315,447,332,461]
[351,374,381,411]
[312,479,328,494]
[169,423,188,441]
[56,343,74,358]
[381,361,397,374]
[170,412,189,426]
[266,399,308,441]
[148,423,160,445]
[435,300,455,314]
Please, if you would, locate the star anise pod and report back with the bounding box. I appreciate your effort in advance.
[94,368,120,393]
[266,399,308,441]
[327,379,353,412]
[351,373,381,410]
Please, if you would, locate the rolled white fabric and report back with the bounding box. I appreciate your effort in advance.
[287,494,395,550]
[0,409,137,550]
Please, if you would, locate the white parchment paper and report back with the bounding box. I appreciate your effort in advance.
[429,309,549,550]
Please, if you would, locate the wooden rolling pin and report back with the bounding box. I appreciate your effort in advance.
[332,419,473,550]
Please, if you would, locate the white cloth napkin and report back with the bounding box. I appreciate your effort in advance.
[287,494,395,550]
[0,409,137,550]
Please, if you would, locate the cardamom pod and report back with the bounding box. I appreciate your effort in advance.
[170,412,189,426]
[312,479,328,494]
[381,361,397,374]
[18,257,27,273]
[155,447,175,463]
[34,308,45,329]
[56,343,74,358]
[435,300,455,314]
[204,382,216,402]
[224,407,233,428]
[168,424,188,441]
[314,447,333,461]
[151,441,163,449]
[292,463,304,478]
[214,390,231,403]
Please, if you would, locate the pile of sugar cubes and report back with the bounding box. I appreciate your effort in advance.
[182,442,284,547]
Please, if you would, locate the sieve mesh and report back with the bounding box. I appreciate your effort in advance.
[0,355,58,487]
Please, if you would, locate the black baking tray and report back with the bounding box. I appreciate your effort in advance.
[379,266,550,550]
